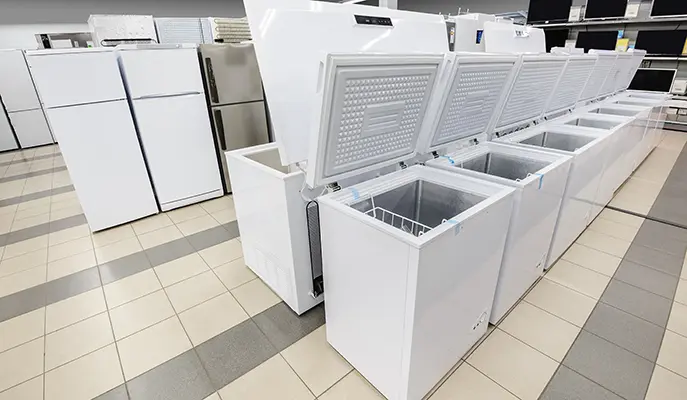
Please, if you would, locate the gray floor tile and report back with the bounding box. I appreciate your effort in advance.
[633,225,687,256]
[540,365,624,400]
[144,238,196,267]
[601,279,673,327]
[51,184,75,195]
[44,267,101,304]
[195,319,277,390]
[562,331,654,400]
[93,384,129,400]
[223,221,240,238]
[650,200,687,230]
[252,302,326,351]
[127,350,214,400]
[99,252,152,285]
[0,152,60,168]
[186,226,235,252]
[0,284,46,323]
[49,214,87,233]
[0,187,54,208]
[5,223,51,246]
[584,303,664,362]
[614,260,679,299]
[623,243,683,277]
[0,166,59,183]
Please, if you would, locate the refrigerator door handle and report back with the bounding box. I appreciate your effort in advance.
[205,57,220,104]
[214,110,227,151]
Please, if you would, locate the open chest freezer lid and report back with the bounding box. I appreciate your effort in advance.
[617,49,646,92]
[599,52,632,97]
[305,53,444,188]
[544,54,597,116]
[489,54,568,134]
[418,53,520,154]
[579,50,617,101]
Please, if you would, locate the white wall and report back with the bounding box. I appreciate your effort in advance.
[0,24,90,50]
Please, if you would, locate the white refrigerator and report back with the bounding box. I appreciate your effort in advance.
[0,49,54,148]
[117,45,223,211]
[0,110,18,152]
[26,48,158,231]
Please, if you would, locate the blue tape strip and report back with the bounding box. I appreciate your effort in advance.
[534,173,544,190]
[441,155,456,165]
[446,219,461,235]
[350,187,360,200]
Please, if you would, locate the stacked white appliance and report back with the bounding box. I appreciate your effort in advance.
[25,48,158,231]
[0,110,17,152]
[0,50,54,148]
[117,44,223,211]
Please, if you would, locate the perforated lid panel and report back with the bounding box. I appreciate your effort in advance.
[306,53,443,188]
[618,50,646,91]
[421,54,519,153]
[545,55,597,114]
[600,53,631,96]
[580,51,616,101]
[493,55,567,133]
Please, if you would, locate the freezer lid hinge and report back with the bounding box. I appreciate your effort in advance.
[399,161,408,170]
[431,151,439,159]
[328,182,341,192]
[471,138,480,145]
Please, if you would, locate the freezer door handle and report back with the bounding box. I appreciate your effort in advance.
[214,110,227,151]
[205,57,220,104]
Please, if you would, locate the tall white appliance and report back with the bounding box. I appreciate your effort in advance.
[0,49,54,148]
[0,110,18,152]
[26,48,158,231]
[117,44,223,211]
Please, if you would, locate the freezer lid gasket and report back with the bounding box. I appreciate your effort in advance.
[306,53,443,188]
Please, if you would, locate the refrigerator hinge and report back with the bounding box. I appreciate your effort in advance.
[399,161,408,170]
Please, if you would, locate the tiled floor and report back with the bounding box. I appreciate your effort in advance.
[0,131,686,400]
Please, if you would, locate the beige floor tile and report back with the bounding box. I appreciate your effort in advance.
[575,230,632,259]
[199,239,242,268]
[430,362,517,400]
[0,338,43,392]
[645,365,687,400]
[137,225,183,249]
[46,287,106,333]
[215,258,256,290]
[218,355,314,400]
[0,375,42,400]
[524,278,596,327]
[49,205,83,222]
[199,196,234,214]
[0,264,47,297]
[167,204,207,224]
[499,301,580,362]
[47,250,96,282]
[131,214,173,236]
[94,237,142,264]
[117,317,192,380]
[50,197,80,213]
[2,235,48,260]
[154,253,209,287]
[211,208,237,224]
[45,312,114,370]
[179,292,249,346]
[0,204,18,216]
[48,224,90,247]
[91,224,135,248]
[109,290,175,340]
[318,371,384,400]
[14,204,51,221]
[588,216,640,242]
[11,212,49,232]
[165,270,226,313]
[657,330,687,378]
[50,191,77,204]
[44,344,124,400]
[103,269,162,309]
[675,279,687,306]
[467,329,558,400]
[17,197,50,212]
[0,308,45,354]
[282,326,352,396]
[668,301,687,338]
[0,248,47,278]
[230,278,280,317]
[177,215,220,236]
[561,243,622,277]
[545,260,611,300]
[47,236,92,263]
[204,394,221,400]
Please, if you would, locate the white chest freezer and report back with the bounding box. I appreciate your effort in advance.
[611,93,670,154]
[312,53,515,400]
[226,2,450,315]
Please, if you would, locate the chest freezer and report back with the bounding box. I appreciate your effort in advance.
[495,125,609,268]
[612,93,670,152]
[310,53,515,400]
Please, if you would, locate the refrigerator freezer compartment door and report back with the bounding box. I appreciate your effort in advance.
[9,109,53,148]
[26,50,126,108]
[200,43,264,106]
[0,112,18,152]
[118,47,204,98]
[133,93,222,209]
[45,100,157,231]
[0,50,42,112]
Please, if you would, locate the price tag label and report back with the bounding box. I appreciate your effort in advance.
[569,6,582,22]
[625,3,640,18]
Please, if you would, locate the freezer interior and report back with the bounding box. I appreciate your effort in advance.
[615,99,653,107]
[563,118,621,130]
[457,152,550,182]
[519,131,595,152]
[350,180,487,237]
[589,107,640,117]
[244,147,292,174]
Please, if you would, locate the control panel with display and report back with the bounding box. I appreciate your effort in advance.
[354,15,394,27]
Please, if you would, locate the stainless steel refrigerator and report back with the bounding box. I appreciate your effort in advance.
[199,43,270,193]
